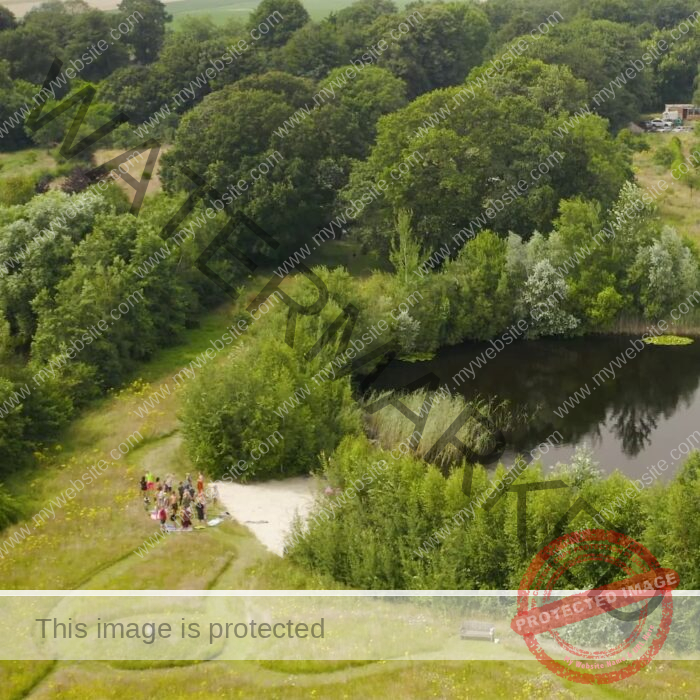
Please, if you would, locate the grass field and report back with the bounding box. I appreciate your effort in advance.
[167,0,413,25]
[4,0,403,22]
[168,0,254,27]
[633,130,700,245]
[94,146,168,201]
[4,658,699,699]
[0,149,56,182]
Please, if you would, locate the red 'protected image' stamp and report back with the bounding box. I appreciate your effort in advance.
[511,529,679,684]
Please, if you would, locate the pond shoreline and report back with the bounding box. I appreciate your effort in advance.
[365,334,700,480]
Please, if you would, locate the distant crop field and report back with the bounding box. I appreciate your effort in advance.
[168,0,255,27]
[3,0,396,21]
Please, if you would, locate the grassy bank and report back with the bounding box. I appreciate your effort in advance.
[607,311,700,336]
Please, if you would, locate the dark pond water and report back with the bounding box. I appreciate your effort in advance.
[368,337,700,479]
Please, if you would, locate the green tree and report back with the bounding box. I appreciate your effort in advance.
[0,65,37,150]
[547,197,626,329]
[343,58,630,250]
[281,21,349,79]
[630,227,699,320]
[333,0,396,54]
[97,65,164,123]
[118,0,171,64]
[367,2,491,97]
[182,334,360,480]
[0,26,56,83]
[248,0,309,48]
[161,86,293,194]
[521,259,579,337]
[64,8,130,81]
[310,64,406,163]
[389,208,421,284]
[233,70,314,107]
[0,5,16,32]
[443,231,514,341]
[528,17,655,128]
[0,376,28,472]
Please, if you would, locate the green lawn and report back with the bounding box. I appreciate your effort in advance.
[4,0,386,24]
[168,0,254,27]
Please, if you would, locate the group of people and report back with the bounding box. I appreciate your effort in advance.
[140,472,213,531]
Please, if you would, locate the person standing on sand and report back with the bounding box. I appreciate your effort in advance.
[197,473,204,495]
[185,473,193,491]
[182,488,192,509]
[195,495,205,524]
[178,481,185,505]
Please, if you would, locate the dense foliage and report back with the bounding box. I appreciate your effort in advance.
[0,186,238,472]
[288,437,700,591]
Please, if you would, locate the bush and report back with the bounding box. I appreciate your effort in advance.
[289,437,700,591]
[653,143,676,169]
[0,377,28,473]
[0,485,24,530]
[181,337,361,481]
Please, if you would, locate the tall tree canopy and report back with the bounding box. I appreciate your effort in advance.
[117,0,171,64]
[343,58,631,250]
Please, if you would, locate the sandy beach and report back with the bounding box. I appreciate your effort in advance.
[216,476,317,556]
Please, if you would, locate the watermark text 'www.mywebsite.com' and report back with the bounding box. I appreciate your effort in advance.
[0,430,143,559]
[0,12,143,140]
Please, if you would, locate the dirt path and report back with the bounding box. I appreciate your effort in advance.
[217,477,317,556]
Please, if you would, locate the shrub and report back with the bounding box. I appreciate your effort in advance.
[181,338,361,481]
[290,438,700,591]
[0,485,24,530]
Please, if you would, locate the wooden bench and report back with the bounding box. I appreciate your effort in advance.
[460,620,495,642]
